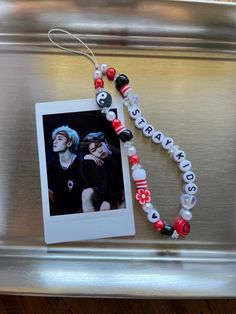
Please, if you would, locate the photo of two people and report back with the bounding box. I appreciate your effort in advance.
[44,109,125,217]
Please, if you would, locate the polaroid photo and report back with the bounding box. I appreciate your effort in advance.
[35,97,135,244]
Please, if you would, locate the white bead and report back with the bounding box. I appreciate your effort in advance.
[135,116,147,129]
[161,137,174,150]
[127,146,137,156]
[179,209,193,221]
[142,203,154,213]
[132,168,146,181]
[106,110,116,121]
[179,160,192,172]
[147,209,160,223]
[180,194,197,210]
[143,124,155,137]
[173,150,186,162]
[183,171,196,183]
[100,63,108,74]
[94,69,102,79]
[152,131,164,144]
[184,183,198,195]
[129,107,142,119]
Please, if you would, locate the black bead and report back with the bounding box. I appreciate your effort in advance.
[96,91,112,108]
[160,224,174,236]
[115,74,129,91]
[119,129,133,142]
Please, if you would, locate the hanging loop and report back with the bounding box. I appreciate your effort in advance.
[48,28,99,69]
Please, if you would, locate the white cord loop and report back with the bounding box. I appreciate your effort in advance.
[48,28,99,69]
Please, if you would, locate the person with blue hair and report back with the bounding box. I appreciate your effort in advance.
[47,125,88,216]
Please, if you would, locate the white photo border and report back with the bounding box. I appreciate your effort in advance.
[35,97,135,244]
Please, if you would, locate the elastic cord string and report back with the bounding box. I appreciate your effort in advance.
[48,28,99,69]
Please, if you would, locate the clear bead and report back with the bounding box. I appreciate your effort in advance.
[142,202,153,213]
[127,146,137,156]
[106,110,116,121]
[96,87,103,94]
[124,141,134,148]
[179,209,193,221]
[168,145,179,157]
[100,63,108,74]
[114,72,120,80]
[94,69,102,79]
[180,193,197,210]
[131,164,142,171]
[123,98,132,107]
[101,107,109,114]
[171,230,179,240]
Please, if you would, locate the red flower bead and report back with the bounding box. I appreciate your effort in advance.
[174,217,190,237]
[112,118,122,129]
[154,220,165,231]
[107,67,116,81]
[129,154,140,165]
[94,78,104,89]
[135,188,151,205]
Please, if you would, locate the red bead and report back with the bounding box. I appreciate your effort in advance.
[174,217,190,237]
[94,78,104,89]
[107,67,116,81]
[112,118,122,129]
[129,154,140,165]
[154,220,165,231]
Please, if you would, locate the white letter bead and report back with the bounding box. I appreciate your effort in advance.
[135,116,147,129]
[129,107,142,119]
[183,171,196,183]
[179,209,193,221]
[147,209,160,223]
[179,160,192,172]
[142,202,154,213]
[184,183,198,195]
[161,137,174,150]
[173,150,186,162]
[152,131,164,144]
[143,124,155,137]
[106,110,116,121]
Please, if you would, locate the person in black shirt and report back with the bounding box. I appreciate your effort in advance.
[81,131,125,211]
[47,125,88,216]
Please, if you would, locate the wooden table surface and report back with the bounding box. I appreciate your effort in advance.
[0,297,236,314]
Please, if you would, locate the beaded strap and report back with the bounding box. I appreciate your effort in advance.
[93,65,198,239]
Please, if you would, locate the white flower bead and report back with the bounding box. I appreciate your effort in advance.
[129,107,142,119]
[127,146,137,156]
[147,209,160,223]
[135,116,147,129]
[173,150,186,162]
[100,63,108,74]
[179,209,193,221]
[94,69,102,79]
[142,202,154,213]
[183,171,196,183]
[161,137,174,150]
[106,110,116,121]
[184,183,198,195]
[143,124,155,137]
[179,160,192,172]
[152,131,164,144]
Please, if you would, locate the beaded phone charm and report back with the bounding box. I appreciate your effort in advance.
[48,29,198,239]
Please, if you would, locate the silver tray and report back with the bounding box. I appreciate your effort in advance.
[1,0,236,297]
